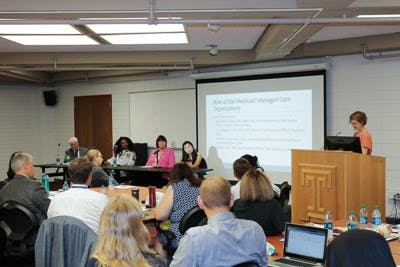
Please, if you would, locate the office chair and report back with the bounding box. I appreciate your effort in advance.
[233,261,259,267]
[133,142,148,166]
[0,200,39,258]
[278,181,291,221]
[178,205,207,235]
[326,229,396,267]
[155,205,207,259]
[35,216,97,267]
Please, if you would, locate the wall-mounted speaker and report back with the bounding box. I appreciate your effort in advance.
[43,90,57,106]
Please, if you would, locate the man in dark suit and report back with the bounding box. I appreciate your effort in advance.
[64,136,88,163]
[0,152,50,223]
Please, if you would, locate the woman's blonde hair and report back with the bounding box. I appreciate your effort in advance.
[240,169,275,201]
[91,194,153,267]
[86,148,100,162]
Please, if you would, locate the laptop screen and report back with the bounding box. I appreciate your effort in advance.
[284,223,328,263]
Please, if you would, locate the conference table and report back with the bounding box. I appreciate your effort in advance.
[35,163,213,187]
[90,185,165,223]
[267,221,400,265]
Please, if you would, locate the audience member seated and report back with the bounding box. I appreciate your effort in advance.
[88,194,167,267]
[155,163,202,253]
[241,154,281,197]
[181,141,207,169]
[86,149,118,187]
[47,157,109,233]
[0,152,50,256]
[107,136,136,182]
[0,152,50,224]
[64,136,88,163]
[170,176,267,267]
[232,169,288,236]
[230,158,251,200]
[146,135,175,168]
[326,229,396,267]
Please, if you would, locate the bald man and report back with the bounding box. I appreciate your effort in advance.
[170,176,267,267]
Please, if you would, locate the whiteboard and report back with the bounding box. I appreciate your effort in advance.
[129,89,196,149]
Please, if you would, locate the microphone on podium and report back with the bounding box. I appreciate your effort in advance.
[335,131,342,136]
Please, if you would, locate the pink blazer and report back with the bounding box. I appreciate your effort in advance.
[146,147,176,168]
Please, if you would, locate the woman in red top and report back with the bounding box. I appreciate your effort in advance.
[349,111,372,155]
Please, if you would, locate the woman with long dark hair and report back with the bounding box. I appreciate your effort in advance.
[181,141,207,169]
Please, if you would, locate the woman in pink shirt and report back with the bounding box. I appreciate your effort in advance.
[350,111,372,155]
[146,135,176,168]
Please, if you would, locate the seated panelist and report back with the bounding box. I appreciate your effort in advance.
[181,141,207,169]
[107,136,136,166]
[146,135,175,168]
[107,136,136,183]
[64,136,88,163]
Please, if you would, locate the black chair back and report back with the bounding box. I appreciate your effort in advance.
[0,200,39,260]
[278,181,291,207]
[0,201,39,241]
[199,158,207,168]
[133,143,148,166]
[326,229,395,267]
[178,205,207,235]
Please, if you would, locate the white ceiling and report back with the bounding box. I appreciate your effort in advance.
[0,0,399,84]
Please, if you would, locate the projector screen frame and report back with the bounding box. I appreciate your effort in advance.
[195,70,326,181]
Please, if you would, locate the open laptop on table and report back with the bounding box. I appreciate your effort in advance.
[269,223,328,267]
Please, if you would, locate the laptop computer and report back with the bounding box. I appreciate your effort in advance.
[269,223,328,267]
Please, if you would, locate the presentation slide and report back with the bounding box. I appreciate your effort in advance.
[197,71,325,182]
[206,90,312,172]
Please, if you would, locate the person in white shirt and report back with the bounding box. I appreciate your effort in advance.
[107,136,136,183]
[231,158,251,200]
[47,157,108,233]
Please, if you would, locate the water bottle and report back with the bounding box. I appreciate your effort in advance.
[101,185,106,194]
[41,173,50,194]
[372,205,382,227]
[347,210,357,230]
[359,204,368,224]
[56,153,61,166]
[65,155,70,163]
[324,210,333,239]
[112,157,117,167]
[108,174,115,190]
[62,180,69,191]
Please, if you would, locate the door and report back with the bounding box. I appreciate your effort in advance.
[74,94,113,159]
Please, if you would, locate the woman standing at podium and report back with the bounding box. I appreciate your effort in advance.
[349,111,372,155]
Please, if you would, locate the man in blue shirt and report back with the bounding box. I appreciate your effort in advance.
[170,176,267,267]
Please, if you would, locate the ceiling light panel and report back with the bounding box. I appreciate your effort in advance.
[1,35,99,45]
[357,14,400,18]
[101,33,188,44]
[0,24,80,34]
[87,24,185,34]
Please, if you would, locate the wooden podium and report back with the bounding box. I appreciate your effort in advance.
[291,149,385,224]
